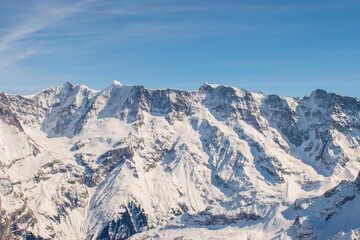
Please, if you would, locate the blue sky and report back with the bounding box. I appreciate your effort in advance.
[0,0,359,98]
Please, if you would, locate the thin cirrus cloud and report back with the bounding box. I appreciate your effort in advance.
[102,2,335,15]
[0,0,336,71]
[0,0,95,70]
[0,0,206,70]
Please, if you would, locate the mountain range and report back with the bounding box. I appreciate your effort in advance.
[0,81,359,239]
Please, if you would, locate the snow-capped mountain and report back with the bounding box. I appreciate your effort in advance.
[0,81,359,239]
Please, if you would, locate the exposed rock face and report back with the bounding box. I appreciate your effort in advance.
[285,172,360,239]
[95,202,148,240]
[0,82,359,239]
[0,92,24,131]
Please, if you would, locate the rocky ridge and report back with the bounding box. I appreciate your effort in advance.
[0,81,359,239]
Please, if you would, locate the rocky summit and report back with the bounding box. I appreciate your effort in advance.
[0,82,359,239]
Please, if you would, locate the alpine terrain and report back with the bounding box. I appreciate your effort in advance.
[0,81,359,240]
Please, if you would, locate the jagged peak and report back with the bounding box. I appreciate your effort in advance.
[199,82,248,98]
[200,82,220,89]
[111,80,122,86]
[61,82,96,93]
[0,91,9,101]
[64,81,75,88]
[101,81,141,99]
[105,80,125,91]
[304,89,360,103]
[199,82,226,92]
[305,89,328,99]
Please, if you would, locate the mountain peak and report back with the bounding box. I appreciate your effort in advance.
[199,82,221,92]
[64,81,75,88]
[111,80,122,86]
[305,89,328,99]
[200,82,219,89]
[104,80,123,92]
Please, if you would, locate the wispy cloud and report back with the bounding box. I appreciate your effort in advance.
[0,0,94,70]
[0,0,345,71]
[101,2,348,16]
[0,48,41,69]
[104,4,213,16]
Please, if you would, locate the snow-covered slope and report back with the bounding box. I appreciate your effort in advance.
[0,81,359,239]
